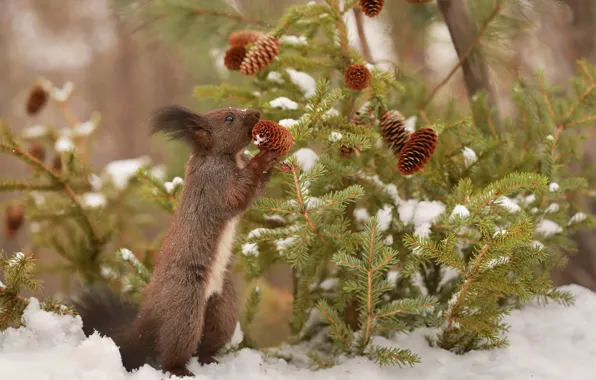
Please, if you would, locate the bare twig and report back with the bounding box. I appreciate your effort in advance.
[353,8,374,63]
[425,1,502,108]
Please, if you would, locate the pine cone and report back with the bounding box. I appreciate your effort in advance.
[344,64,372,91]
[398,128,438,176]
[224,46,247,71]
[379,110,410,155]
[358,0,385,17]
[229,30,263,47]
[240,35,280,76]
[27,143,46,162]
[5,204,25,238]
[26,85,48,116]
[339,145,361,158]
[252,120,294,156]
[52,155,62,174]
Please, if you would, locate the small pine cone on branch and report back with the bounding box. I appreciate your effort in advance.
[339,145,361,158]
[379,110,410,154]
[5,204,25,238]
[358,0,385,17]
[224,46,247,71]
[252,120,294,156]
[26,85,48,116]
[52,155,62,174]
[228,30,263,47]
[240,35,280,76]
[398,128,438,176]
[344,64,372,91]
[27,143,46,162]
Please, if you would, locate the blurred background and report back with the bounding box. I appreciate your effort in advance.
[1,0,595,346]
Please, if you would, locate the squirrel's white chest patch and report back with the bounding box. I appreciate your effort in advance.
[205,217,238,298]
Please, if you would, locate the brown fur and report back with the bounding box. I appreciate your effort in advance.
[71,106,277,377]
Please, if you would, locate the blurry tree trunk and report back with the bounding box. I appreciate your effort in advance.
[550,1,596,290]
[437,0,502,131]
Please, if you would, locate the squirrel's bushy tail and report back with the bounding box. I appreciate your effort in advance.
[70,285,153,371]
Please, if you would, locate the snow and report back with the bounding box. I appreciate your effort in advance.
[546,135,555,141]
[103,156,150,190]
[254,134,267,146]
[462,147,477,168]
[535,219,563,237]
[398,199,446,239]
[51,82,74,102]
[279,119,299,128]
[376,204,393,232]
[73,120,96,137]
[531,240,545,250]
[2,285,596,379]
[21,125,49,138]
[404,116,417,133]
[281,35,308,46]
[387,270,399,283]
[267,71,284,83]
[8,252,25,267]
[569,212,587,225]
[328,131,342,142]
[353,207,370,222]
[286,69,316,99]
[55,136,75,152]
[275,236,297,254]
[119,248,135,261]
[545,203,560,213]
[293,148,319,172]
[449,204,470,220]
[81,192,107,208]
[318,278,339,291]
[549,182,560,192]
[270,96,299,110]
[241,243,259,257]
[495,196,520,213]
[164,177,184,194]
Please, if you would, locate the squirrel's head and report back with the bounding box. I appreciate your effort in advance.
[150,105,260,155]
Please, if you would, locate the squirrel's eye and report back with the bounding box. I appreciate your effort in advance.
[225,116,234,124]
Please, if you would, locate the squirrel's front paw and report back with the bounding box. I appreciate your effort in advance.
[250,150,279,173]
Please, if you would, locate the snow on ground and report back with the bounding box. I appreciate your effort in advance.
[1,285,596,379]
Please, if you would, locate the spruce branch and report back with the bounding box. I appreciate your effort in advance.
[0,142,102,259]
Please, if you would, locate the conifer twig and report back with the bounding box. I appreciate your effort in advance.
[423,1,502,110]
[353,8,374,63]
[0,142,101,257]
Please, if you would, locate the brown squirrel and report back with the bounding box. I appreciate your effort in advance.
[71,105,279,377]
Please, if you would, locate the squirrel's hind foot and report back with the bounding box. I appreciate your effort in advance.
[198,355,219,365]
[166,366,194,378]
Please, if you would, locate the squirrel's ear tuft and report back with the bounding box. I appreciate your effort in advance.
[150,105,212,150]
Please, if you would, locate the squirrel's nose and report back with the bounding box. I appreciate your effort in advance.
[246,110,260,124]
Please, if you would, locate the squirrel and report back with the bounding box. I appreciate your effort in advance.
[70,105,279,377]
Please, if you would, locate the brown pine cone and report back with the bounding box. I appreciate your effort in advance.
[240,35,281,76]
[252,120,294,156]
[339,145,361,158]
[5,204,25,238]
[27,143,46,162]
[229,30,263,47]
[52,155,62,174]
[398,128,438,176]
[358,0,385,17]
[224,46,247,71]
[379,110,410,155]
[344,64,372,91]
[26,85,48,116]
